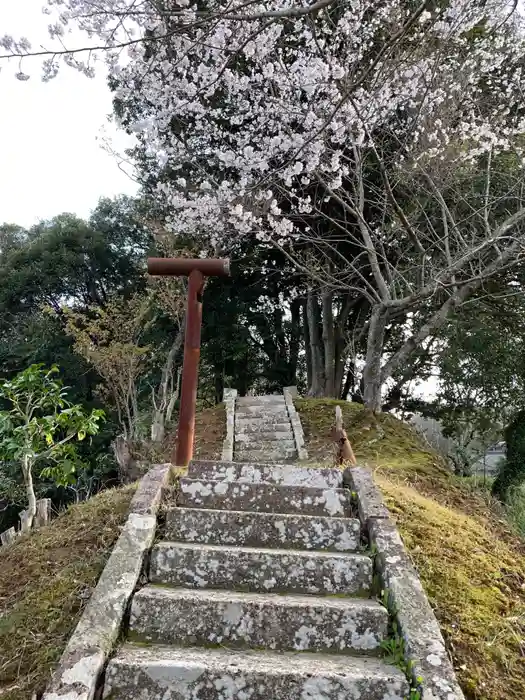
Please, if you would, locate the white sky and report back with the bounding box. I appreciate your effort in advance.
[0,0,138,227]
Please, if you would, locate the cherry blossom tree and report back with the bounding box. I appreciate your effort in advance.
[3,0,525,409]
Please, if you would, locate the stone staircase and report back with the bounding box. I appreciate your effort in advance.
[234,394,298,462]
[102,460,409,699]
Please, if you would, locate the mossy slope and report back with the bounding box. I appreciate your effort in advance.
[0,485,134,700]
[295,398,525,700]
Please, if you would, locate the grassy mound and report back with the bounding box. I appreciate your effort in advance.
[194,402,226,460]
[159,402,226,465]
[0,486,134,700]
[295,398,525,700]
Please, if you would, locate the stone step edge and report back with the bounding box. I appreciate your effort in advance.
[234,433,295,442]
[153,539,369,557]
[178,478,352,517]
[187,461,343,486]
[129,586,388,654]
[164,506,361,552]
[149,541,372,595]
[133,584,384,611]
[105,643,410,696]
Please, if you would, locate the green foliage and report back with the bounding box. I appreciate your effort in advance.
[503,483,525,536]
[0,199,154,523]
[492,411,525,501]
[0,364,104,491]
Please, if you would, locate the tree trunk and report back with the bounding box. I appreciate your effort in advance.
[21,454,37,530]
[322,289,336,397]
[150,412,165,443]
[289,297,301,385]
[214,368,225,405]
[341,361,355,401]
[302,299,313,391]
[306,289,325,396]
[112,436,138,484]
[150,330,183,443]
[363,307,388,412]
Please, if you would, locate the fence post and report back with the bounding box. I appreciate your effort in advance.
[0,527,17,546]
[35,498,52,527]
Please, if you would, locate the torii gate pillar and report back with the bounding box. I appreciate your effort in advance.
[147,257,230,466]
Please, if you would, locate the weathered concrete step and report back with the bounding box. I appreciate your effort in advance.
[150,542,372,595]
[236,395,286,406]
[235,416,290,424]
[236,406,287,413]
[179,478,351,516]
[165,507,361,551]
[235,440,296,451]
[235,416,290,425]
[188,461,343,488]
[233,448,297,461]
[130,586,388,653]
[234,432,294,443]
[235,421,292,433]
[235,403,287,413]
[104,644,410,700]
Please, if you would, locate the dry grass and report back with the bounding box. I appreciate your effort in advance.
[0,486,134,700]
[295,398,525,700]
[145,402,226,466]
[193,402,226,460]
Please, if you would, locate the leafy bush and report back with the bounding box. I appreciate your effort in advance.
[492,411,525,501]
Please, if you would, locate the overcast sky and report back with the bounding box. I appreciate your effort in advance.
[0,1,138,227]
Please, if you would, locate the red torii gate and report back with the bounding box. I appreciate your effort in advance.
[147,257,231,466]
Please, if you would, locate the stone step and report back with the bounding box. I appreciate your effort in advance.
[150,542,372,595]
[233,448,298,461]
[234,432,294,443]
[235,440,296,451]
[235,405,287,415]
[235,421,292,433]
[165,507,361,551]
[236,395,286,406]
[235,414,290,423]
[104,644,410,700]
[235,415,290,424]
[187,461,343,488]
[129,586,388,653]
[179,479,351,516]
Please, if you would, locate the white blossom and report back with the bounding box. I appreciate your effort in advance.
[6,0,524,249]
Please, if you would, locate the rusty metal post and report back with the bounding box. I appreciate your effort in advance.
[176,269,204,466]
[147,257,230,466]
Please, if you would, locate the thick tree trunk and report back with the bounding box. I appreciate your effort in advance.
[302,299,313,390]
[334,354,347,399]
[362,307,388,412]
[341,361,355,401]
[112,436,140,484]
[322,289,336,397]
[306,289,325,397]
[214,369,225,405]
